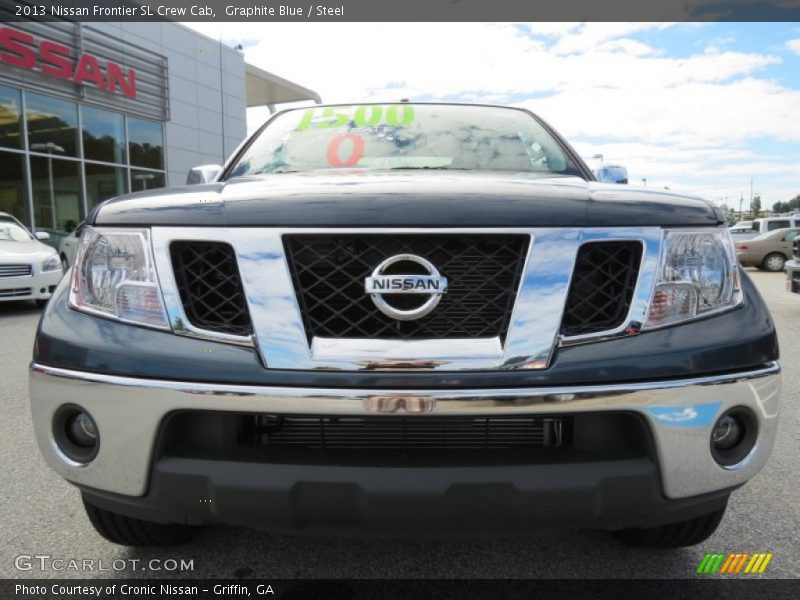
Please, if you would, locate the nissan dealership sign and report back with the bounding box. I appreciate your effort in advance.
[0,26,137,98]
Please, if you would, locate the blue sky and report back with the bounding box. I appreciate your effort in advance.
[186,22,800,211]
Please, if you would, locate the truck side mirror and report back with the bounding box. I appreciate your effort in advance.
[35,231,50,240]
[186,164,222,185]
[595,165,629,184]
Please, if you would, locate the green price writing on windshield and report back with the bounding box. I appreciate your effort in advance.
[298,105,415,131]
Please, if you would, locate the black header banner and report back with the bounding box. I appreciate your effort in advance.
[3,0,800,22]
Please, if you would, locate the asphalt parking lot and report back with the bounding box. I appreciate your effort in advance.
[1,269,798,580]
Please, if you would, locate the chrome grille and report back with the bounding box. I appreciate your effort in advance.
[0,264,32,278]
[283,234,529,342]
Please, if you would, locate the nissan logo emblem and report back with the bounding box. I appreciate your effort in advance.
[364,254,448,321]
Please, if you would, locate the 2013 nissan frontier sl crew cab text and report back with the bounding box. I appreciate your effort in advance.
[29,103,781,548]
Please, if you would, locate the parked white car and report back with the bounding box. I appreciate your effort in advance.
[0,212,65,306]
[730,221,753,234]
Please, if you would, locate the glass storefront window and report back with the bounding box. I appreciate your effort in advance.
[85,163,128,208]
[1,86,167,232]
[128,117,164,169]
[0,85,23,149]
[0,150,28,225]
[30,156,82,234]
[131,169,165,192]
[128,118,164,169]
[26,93,79,157]
[82,106,126,164]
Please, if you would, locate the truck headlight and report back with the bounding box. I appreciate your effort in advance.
[644,229,742,329]
[41,254,61,272]
[69,226,169,329]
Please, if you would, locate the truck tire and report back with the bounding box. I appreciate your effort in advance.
[612,500,728,548]
[82,498,196,546]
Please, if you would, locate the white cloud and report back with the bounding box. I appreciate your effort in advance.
[546,23,672,55]
[787,38,800,54]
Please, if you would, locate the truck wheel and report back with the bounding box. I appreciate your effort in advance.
[762,253,785,272]
[612,501,727,548]
[82,498,196,546]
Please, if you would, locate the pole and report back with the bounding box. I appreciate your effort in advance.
[47,152,55,229]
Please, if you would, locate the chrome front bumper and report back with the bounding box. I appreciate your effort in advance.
[29,362,781,499]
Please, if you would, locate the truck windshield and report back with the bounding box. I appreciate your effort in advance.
[227,104,583,178]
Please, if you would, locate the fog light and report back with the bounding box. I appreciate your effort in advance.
[710,407,757,468]
[711,414,744,450]
[52,404,100,464]
[66,412,98,447]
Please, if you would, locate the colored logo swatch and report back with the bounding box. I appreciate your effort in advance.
[697,552,773,574]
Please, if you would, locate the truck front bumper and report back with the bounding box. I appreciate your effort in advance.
[29,362,780,533]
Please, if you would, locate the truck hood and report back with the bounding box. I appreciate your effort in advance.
[92,171,720,228]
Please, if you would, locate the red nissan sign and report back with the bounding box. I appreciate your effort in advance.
[0,27,136,99]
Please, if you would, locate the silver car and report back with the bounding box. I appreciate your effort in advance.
[735,227,800,271]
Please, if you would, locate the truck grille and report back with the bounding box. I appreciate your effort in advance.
[251,415,568,450]
[0,264,32,278]
[561,241,642,336]
[170,241,252,336]
[283,234,529,342]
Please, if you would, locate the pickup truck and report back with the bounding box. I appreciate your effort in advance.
[29,103,781,548]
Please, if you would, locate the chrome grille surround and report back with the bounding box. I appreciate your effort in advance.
[150,227,663,371]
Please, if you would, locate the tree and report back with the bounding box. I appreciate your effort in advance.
[773,201,790,214]
[751,195,762,218]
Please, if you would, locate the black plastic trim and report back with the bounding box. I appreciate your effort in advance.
[77,456,734,535]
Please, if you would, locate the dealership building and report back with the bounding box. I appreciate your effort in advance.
[0,19,319,238]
